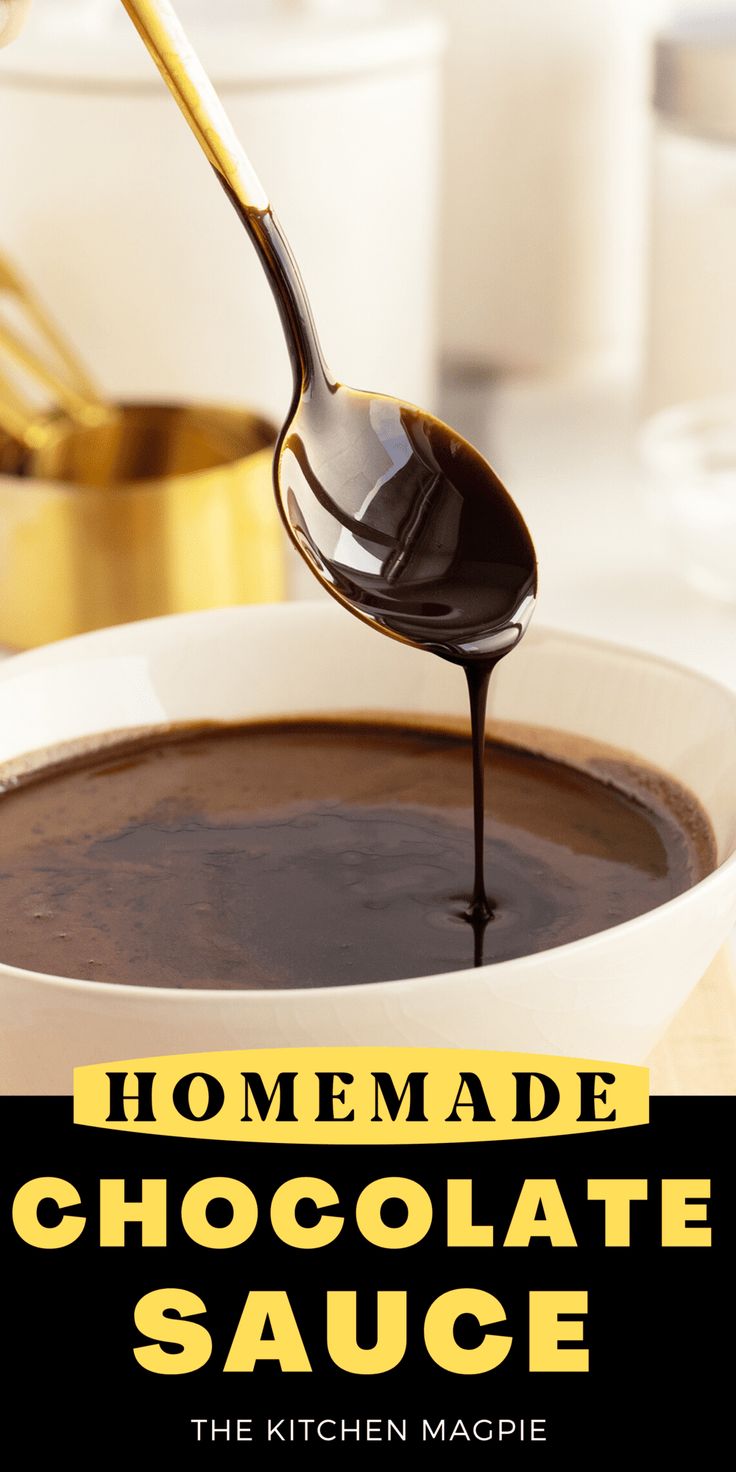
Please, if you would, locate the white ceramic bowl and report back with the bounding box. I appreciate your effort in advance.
[1,602,735,1093]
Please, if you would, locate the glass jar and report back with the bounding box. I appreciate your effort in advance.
[640,395,736,603]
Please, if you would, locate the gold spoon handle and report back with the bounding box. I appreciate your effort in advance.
[120,0,270,217]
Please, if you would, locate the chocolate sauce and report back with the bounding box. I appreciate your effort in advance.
[237,206,537,929]
[118,7,538,931]
[0,721,713,989]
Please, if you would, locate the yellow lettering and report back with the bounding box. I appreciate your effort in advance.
[529,1291,588,1372]
[224,1291,311,1372]
[181,1177,258,1249]
[587,1179,647,1246]
[424,1289,511,1374]
[504,1180,577,1247]
[99,1178,167,1247]
[327,1292,407,1374]
[12,1177,84,1249]
[270,1177,343,1249]
[355,1177,433,1249]
[134,1288,211,1375]
[661,1180,711,1247]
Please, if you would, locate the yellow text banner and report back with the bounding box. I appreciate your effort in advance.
[74,1048,648,1144]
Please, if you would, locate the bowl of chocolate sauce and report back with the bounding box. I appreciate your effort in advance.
[0,601,735,1093]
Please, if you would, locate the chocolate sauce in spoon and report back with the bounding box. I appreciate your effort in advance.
[122,1,537,953]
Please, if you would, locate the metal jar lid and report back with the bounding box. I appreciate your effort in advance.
[654,9,736,144]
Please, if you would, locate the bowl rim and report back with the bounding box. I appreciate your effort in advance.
[0,603,734,1004]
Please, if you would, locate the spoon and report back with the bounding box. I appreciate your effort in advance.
[120,0,538,931]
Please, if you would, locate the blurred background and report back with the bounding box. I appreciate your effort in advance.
[0,0,734,685]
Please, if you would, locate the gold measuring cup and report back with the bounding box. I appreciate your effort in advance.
[0,399,283,648]
[0,254,284,647]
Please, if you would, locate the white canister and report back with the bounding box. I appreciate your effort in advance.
[646,9,736,412]
[432,0,669,378]
[0,0,444,421]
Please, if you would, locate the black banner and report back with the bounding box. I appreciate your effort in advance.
[2,1096,730,1459]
